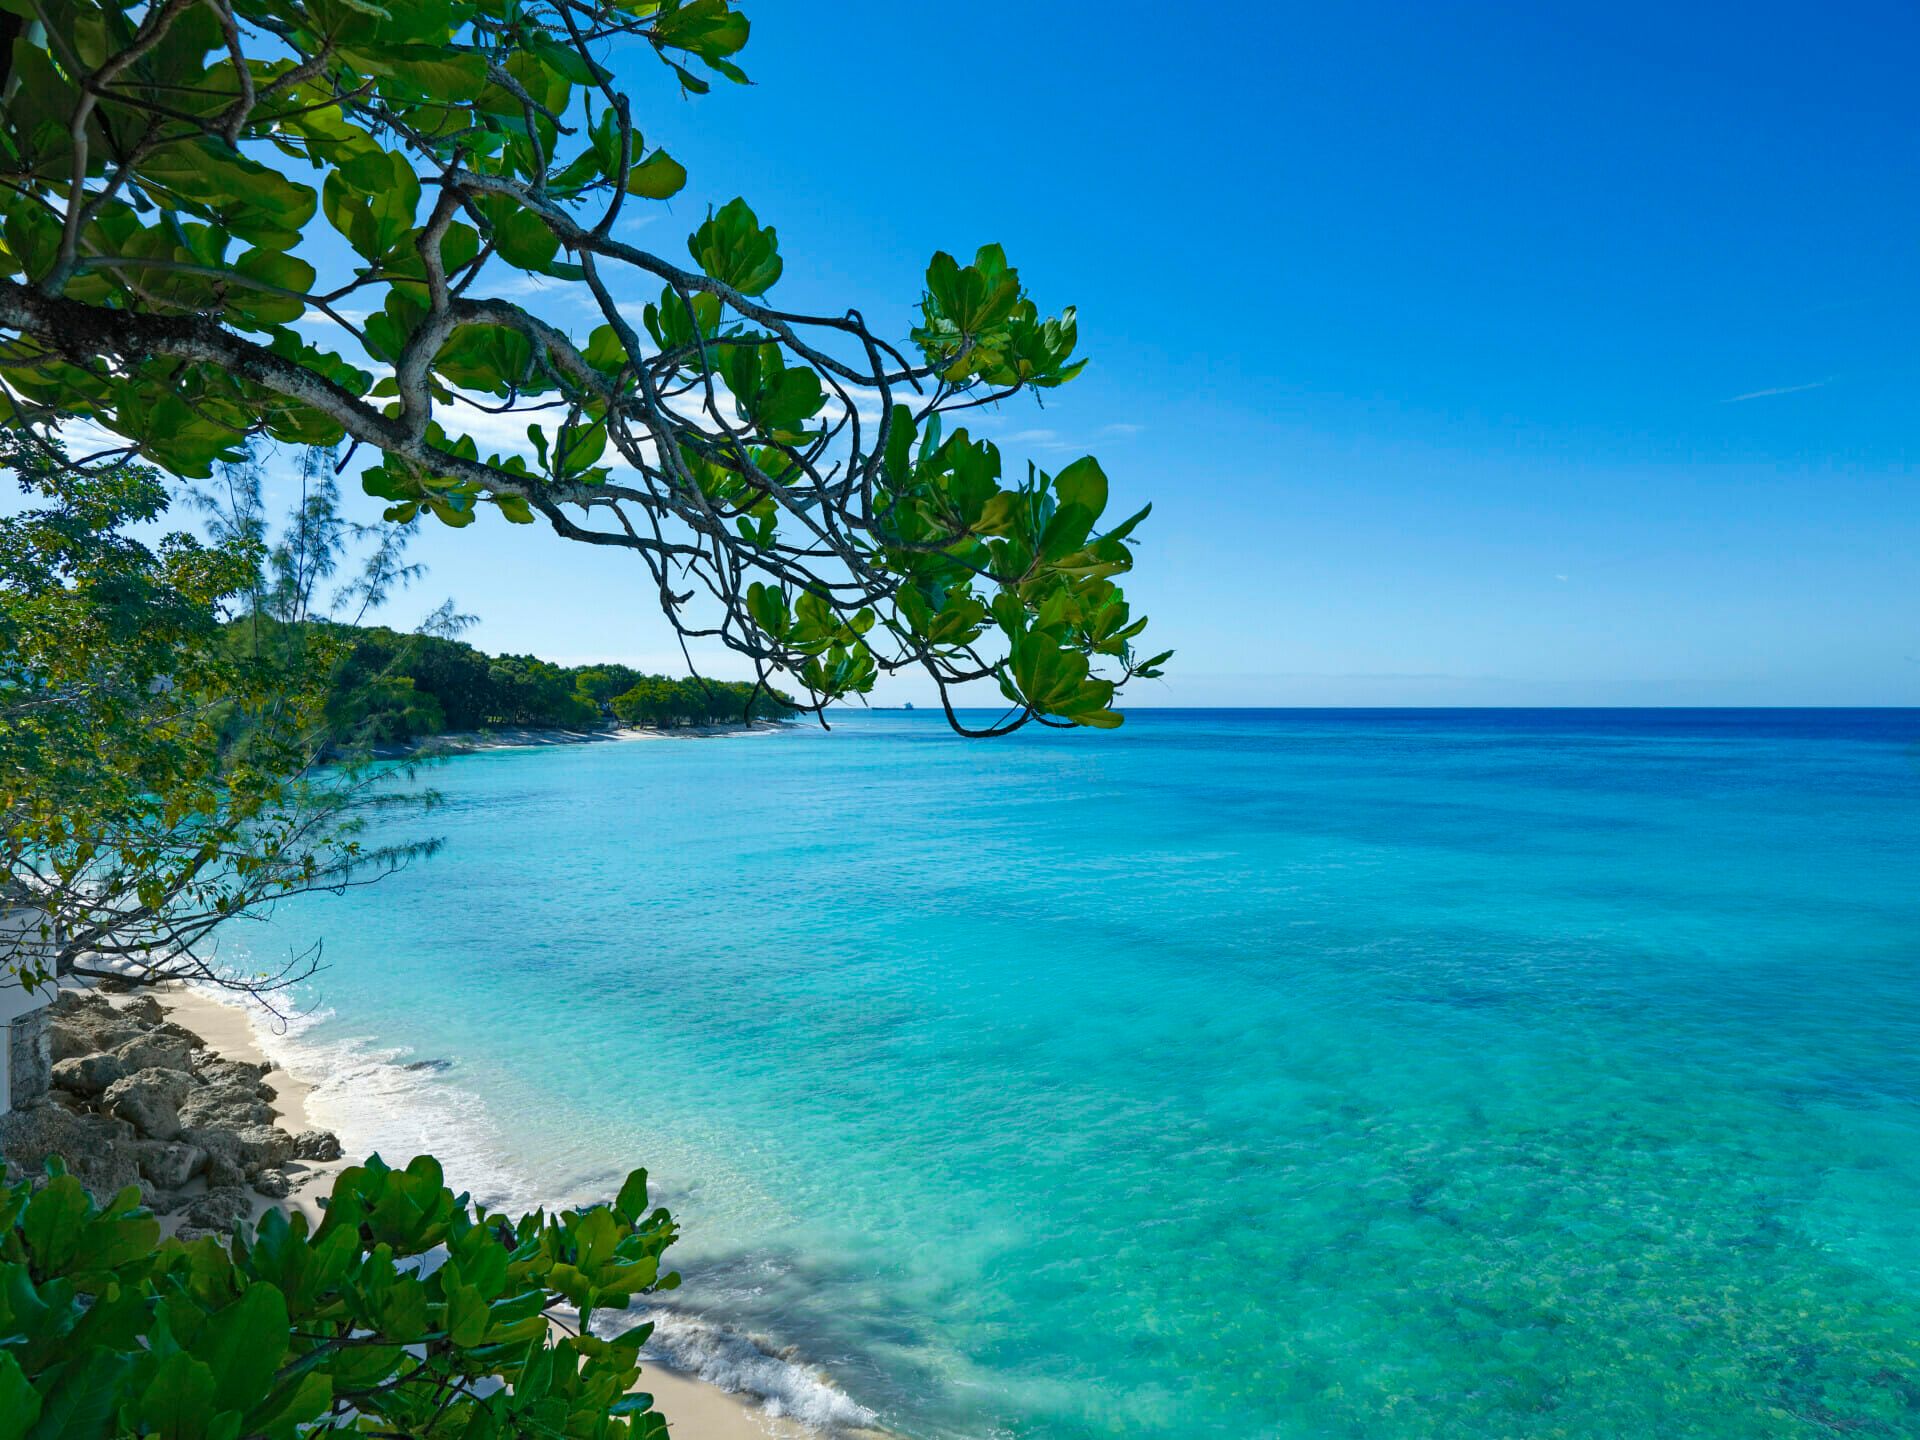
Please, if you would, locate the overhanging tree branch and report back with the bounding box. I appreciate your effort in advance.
[0,0,1169,733]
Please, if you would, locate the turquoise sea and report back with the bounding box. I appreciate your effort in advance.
[226,709,1920,1439]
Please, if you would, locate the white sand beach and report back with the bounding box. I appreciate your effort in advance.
[387,721,791,758]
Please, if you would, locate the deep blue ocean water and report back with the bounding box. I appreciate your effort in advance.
[226,709,1920,1438]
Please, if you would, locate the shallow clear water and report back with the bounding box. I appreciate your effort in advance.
[227,710,1920,1439]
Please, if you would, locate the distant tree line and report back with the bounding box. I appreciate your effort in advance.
[321,627,796,743]
[180,449,793,746]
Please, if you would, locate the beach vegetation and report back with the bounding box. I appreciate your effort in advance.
[0,1151,684,1440]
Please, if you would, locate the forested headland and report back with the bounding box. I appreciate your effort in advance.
[318,623,797,743]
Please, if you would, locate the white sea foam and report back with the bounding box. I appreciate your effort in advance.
[192,985,882,1436]
[612,1306,881,1432]
[213,993,533,1210]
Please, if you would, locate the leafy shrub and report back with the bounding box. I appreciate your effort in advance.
[0,1155,679,1440]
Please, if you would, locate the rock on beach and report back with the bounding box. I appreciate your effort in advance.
[0,989,344,1238]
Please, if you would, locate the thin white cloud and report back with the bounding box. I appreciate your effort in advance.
[471,273,606,315]
[55,418,130,459]
[296,308,366,329]
[485,273,563,298]
[439,398,546,461]
[817,383,888,428]
[1003,426,1078,453]
[1722,378,1833,403]
[967,412,1142,455]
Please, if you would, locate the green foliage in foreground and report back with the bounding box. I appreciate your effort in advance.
[321,625,797,743]
[0,1155,679,1440]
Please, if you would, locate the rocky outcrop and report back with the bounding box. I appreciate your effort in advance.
[49,1004,140,1062]
[0,1101,141,1200]
[102,1067,193,1141]
[113,1031,195,1074]
[1,990,343,1227]
[50,1051,127,1096]
[179,1081,276,1132]
[292,1129,344,1162]
[128,1138,206,1190]
[117,995,165,1027]
[198,1057,269,1091]
[171,1185,255,1241]
[189,1121,294,1177]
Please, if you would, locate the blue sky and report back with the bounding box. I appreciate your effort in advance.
[264,4,1920,703]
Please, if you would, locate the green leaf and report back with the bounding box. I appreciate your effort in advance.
[923,249,1020,333]
[435,323,533,397]
[441,1282,487,1351]
[613,1170,650,1224]
[342,44,487,101]
[556,420,607,475]
[582,324,628,376]
[663,58,710,95]
[226,248,316,328]
[321,152,419,261]
[135,141,316,251]
[625,151,687,200]
[68,1191,159,1280]
[131,1352,220,1440]
[189,1283,287,1413]
[239,1372,331,1437]
[0,1353,41,1440]
[652,0,751,63]
[643,288,721,354]
[2,202,61,283]
[688,198,781,296]
[24,1349,127,1440]
[439,222,480,276]
[527,35,597,86]
[22,1177,89,1273]
[481,196,560,273]
[1052,456,1107,522]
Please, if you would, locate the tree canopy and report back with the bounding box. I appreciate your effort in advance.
[0,0,1167,735]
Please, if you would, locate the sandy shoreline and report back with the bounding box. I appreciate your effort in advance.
[157,988,345,1232]
[162,986,835,1440]
[375,720,791,759]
